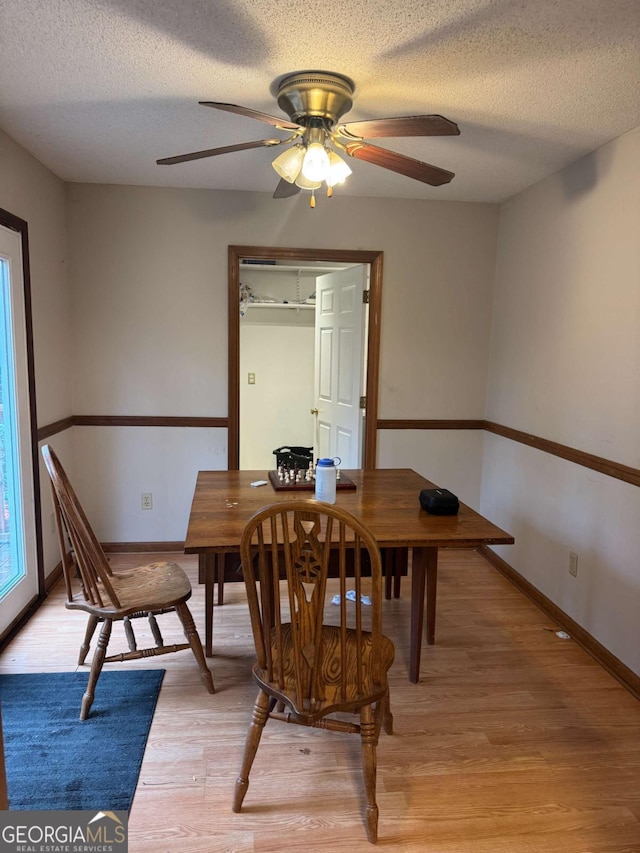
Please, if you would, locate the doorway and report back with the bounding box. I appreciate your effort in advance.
[239,260,362,469]
[228,246,383,470]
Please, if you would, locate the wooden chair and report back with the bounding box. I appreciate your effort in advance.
[233,500,394,843]
[41,444,215,720]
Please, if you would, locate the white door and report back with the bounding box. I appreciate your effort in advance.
[313,266,367,467]
[0,224,39,635]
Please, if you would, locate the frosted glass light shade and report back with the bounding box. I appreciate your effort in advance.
[326,150,352,186]
[272,145,304,183]
[301,142,330,182]
[294,171,322,190]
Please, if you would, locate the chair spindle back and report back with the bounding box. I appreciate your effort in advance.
[42,444,120,609]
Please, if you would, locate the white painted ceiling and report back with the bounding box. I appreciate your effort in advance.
[1,0,639,203]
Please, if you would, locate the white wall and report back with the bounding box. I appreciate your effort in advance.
[0,132,71,426]
[481,126,640,674]
[377,429,485,508]
[66,184,498,540]
[0,128,73,576]
[240,318,315,470]
[71,426,227,543]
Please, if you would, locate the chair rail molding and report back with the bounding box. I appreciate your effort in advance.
[36,416,640,488]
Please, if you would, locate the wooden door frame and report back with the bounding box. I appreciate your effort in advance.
[228,245,383,470]
[0,207,44,647]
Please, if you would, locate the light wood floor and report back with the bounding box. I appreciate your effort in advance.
[2,549,639,852]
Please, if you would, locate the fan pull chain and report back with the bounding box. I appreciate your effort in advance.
[310,190,316,209]
[327,185,333,198]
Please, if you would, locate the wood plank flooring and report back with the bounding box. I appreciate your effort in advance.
[1,549,639,852]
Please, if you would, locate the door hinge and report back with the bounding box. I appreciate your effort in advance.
[360,396,367,409]
[362,289,370,304]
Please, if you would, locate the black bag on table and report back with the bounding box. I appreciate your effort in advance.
[419,488,460,515]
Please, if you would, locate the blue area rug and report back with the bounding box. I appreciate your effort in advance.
[0,669,164,811]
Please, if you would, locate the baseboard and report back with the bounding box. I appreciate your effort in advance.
[102,541,185,553]
[479,545,640,701]
[44,560,63,592]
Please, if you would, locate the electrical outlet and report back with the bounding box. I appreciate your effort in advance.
[569,550,578,577]
[141,493,153,510]
[248,372,256,385]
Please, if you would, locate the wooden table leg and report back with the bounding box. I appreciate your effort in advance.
[409,548,426,683]
[409,546,438,682]
[394,547,407,599]
[217,553,225,605]
[425,547,438,646]
[202,553,215,658]
[384,549,393,600]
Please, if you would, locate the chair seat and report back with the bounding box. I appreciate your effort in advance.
[110,561,193,613]
[253,623,395,718]
[68,561,193,618]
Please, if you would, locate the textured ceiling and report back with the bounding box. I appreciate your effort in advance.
[1,0,639,203]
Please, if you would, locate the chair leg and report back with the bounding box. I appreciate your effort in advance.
[81,618,112,721]
[233,689,270,813]
[78,615,99,665]
[123,616,137,651]
[147,612,164,647]
[375,688,393,735]
[360,703,380,843]
[175,602,215,694]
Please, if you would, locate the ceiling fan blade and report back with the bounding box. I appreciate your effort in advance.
[337,115,459,139]
[344,141,455,186]
[156,138,283,165]
[273,179,301,199]
[200,101,302,131]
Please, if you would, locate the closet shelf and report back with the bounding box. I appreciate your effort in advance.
[244,302,315,310]
[240,263,347,273]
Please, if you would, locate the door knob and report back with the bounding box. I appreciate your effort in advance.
[310,407,319,415]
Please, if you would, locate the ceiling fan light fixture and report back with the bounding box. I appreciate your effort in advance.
[301,141,330,182]
[272,144,305,183]
[326,149,352,186]
[159,70,460,199]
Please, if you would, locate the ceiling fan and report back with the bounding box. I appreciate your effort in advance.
[157,70,460,206]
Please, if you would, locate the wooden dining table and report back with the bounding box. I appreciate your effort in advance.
[184,468,514,682]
